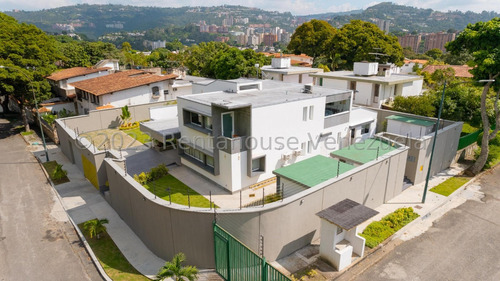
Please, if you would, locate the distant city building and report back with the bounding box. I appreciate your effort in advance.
[199,24,209,33]
[217,26,229,33]
[263,33,277,46]
[144,40,166,50]
[105,22,124,29]
[215,36,230,43]
[373,19,390,34]
[281,32,291,44]
[423,32,456,52]
[208,25,218,33]
[398,34,422,53]
[248,34,260,46]
[236,34,247,45]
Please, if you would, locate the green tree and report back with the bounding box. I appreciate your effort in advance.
[83,218,109,240]
[57,40,91,68]
[0,13,62,131]
[156,253,198,281]
[287,19,337,63]
[447,17,500,174]
[425,48,443,60]
[120,105,131,126]
[330,20,404,70]
[392,94,436,117]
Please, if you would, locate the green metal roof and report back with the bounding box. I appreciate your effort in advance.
[386,115,435,127]
[273,155,355,188]
[330,138,398,164]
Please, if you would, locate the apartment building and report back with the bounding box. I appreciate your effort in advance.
[177,79,377,192]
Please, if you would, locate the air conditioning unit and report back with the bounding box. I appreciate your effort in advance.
[293,150,304,157]
[281,153,292,161]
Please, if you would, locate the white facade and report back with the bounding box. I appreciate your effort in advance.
[387,118,434,138]
[63,70,110,91]
[177,80,376,192]
[77,81,169,114]
[312,71,423,108]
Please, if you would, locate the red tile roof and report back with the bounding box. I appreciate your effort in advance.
[46,67,111,81]
[422,65,473,78]
[70,70,177,96]
[404,59,428,65]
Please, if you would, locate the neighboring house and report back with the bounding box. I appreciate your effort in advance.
[311,62,423,108]
[400,59,428,74]
[262,53,314,66]
[177,79,377,193]
[422,64,473,78]
[46,67,112,99]
[94,59,120,71]
[71,70,177,114]
[260,57,324,84]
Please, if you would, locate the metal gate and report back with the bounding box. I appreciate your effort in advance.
[213,222,290,281]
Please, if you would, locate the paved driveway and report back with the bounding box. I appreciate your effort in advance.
[0,118,101,281]
[353,165,500,281]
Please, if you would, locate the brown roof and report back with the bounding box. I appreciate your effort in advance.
[422,65,473,78]
[46,67,111,81]
[404,59,428,65]
[70,70,178,96]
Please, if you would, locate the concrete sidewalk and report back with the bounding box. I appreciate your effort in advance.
[271,162,474,278]
[32,144,165,279]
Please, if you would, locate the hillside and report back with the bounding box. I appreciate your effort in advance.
[328,2,500,33]
[5,4,295,39]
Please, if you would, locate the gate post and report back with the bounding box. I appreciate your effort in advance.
[262,257,268,281]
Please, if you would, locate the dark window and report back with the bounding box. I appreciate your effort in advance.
[152,86,160,98]
[373,84,380,103]
[190,112,202,126]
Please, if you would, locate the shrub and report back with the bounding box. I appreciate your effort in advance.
[133,172,150,185]
[360,207,419,248]
[149,164,169,181]
[52,164,68,180]
[42,114,57,125]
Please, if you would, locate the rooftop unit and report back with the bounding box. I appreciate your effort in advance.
[271,57,291,69]
[353,62,378,76]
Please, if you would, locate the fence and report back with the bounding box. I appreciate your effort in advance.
[213,222,291,281]
[457,129,482,150]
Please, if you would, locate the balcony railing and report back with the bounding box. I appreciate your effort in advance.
[216,135,247,154]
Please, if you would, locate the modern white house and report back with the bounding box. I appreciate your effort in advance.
[46,67,112,99]
[310,62,423,108]
[260,57,323,84]
[71,70,177,114]
[177,79,377,193]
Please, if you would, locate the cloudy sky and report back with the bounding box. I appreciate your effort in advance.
[0,0,498,14]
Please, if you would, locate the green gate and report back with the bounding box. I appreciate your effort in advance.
[213,222,291,281]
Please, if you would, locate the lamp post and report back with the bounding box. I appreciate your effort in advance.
[0,65,49,161]
[421,79,495,203]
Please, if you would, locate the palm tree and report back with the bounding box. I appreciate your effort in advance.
[157,253,198,281]
[83,218,109,240]
[120,105,131,127]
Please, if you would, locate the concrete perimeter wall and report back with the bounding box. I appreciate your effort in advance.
[104,143,408,268]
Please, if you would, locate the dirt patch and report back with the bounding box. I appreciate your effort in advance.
[79,128,143,150]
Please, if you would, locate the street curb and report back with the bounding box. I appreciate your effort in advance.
[34,152,113,281]
[333,165,488,281]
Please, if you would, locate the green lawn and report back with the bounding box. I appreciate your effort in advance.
[78,222,150,281]
[20,130,34,136]
[461,122,480,135]
[144,174,214,208]
[430,176,471,197]
[123,127,151,144]
[42,161,70,185]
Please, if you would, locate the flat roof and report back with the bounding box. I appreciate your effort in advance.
[316,199,379,230]
[46,67,111,81]
[261,65,322,75]
[330,138,398,164]
[180,80,351,109]
[386,115,435,127]
[273,155,355,188]
[70,70,177,96]
[310,71,422,85]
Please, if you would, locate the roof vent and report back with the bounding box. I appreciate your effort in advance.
[303,84,313,94]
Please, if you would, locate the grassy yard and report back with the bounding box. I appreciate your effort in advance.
[80,129,143,150]
[42,161,70,185]
[123,127,151,144]
[461,122,480,135]
[78,222,149,281]
[430,176,471,197]
[144,174,214,208]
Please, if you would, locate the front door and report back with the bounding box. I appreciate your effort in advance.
[222,112,234,138]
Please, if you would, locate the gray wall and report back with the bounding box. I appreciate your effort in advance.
[104,145,408,267]
[380,117,462,185]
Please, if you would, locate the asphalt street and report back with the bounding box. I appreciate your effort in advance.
[354,164,500,281]
[0,118,101,281]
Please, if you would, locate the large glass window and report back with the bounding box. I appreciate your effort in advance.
[190,112,202,126]
[325,100,350,116]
